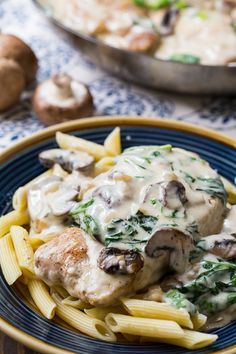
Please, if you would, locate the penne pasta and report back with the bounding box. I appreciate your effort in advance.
[0,233,22,285]
[29,237,44,251]
[28,280,56,320]
[61,296,90,310]
[104,127,122,156]
[12,186,28,211]
[11,226,35,278]
[105,313,184,339]
[94,157,115,175]
[85,306,126,321]
[0,210,29,238]
[221,176,236,204]
[56,132,107,161]
[52,292,117,342]
[15,281,38,309]
[121,298,193,329]
[140,329,218,349]
[191,312,207,330]
[52,286,69,299]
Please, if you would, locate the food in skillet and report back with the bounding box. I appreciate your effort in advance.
[0,127,236,349]
[40,0,236,65]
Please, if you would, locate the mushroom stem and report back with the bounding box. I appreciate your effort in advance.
[52,74,73,98]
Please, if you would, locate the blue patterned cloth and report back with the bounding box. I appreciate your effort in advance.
[0,0,236,149]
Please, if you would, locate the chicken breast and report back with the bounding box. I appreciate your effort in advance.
[34,227,169,306]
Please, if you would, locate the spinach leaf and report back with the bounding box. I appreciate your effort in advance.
[170,54,200,64]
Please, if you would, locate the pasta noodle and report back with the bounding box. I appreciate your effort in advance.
[104,127,121,156]
[52,292,117,342]
[62,296,90,310]
[94,157,115,175]
[56,132,107,160]
[0,233,22,285]
[121,298,193,329]
[85,306,126,321]
[11,226,35,278]
[28,279,56,320]
[140,329,218,349]
[0,210,29,238]
[105,313,184,339]
[12,186,28,211]
[191,312,207,330]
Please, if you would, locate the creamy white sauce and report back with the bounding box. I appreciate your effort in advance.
[77,146,225,251]
[40,0,236,65]
[156,8,236,65]
[28,168,92,240]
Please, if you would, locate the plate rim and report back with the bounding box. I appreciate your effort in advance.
[0,115,236,354]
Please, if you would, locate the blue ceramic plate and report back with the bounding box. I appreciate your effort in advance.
[0,117,235,354]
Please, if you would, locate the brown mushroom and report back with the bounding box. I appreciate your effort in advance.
[33,74,94,126]
[0,58,25,111]
[160,180,187,209]
[98,247,144,275]
[39,149,94,173]
[145,228,193,273]
[0,34,38,85]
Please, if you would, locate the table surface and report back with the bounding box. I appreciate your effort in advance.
[0,0,236,353]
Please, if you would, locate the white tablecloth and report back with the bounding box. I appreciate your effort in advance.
[0,0,236,149]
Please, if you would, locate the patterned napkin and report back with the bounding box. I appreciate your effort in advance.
[0,0,236,149]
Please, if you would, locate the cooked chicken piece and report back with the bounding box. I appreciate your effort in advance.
[34,227,169,306]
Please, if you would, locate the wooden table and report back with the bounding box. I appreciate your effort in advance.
[0,332,38,354]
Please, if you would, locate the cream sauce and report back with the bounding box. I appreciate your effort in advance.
[156,8,236,65]
[39,0,236,65]
[74,145,226,251]
[28,168,92,240]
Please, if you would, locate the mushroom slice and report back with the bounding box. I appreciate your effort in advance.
[145,228,193,273]
[98,247,144,275]
[159,7,179,36]
[39,149,94,173]
[47,187,79,216]
[160,180,187,209]
[198,233,236,260]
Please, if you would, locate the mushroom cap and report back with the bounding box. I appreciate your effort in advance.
[0,34,38,85]
[98,247,144,275]
[0,58,25,111]
[39,149,94,173]
[32,74,94,126]
[145,228,193,273]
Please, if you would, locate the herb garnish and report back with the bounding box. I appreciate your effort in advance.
[105,211,158,249]
[196,177,227,204]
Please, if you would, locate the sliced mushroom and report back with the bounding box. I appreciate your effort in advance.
[33,74,94,126]
[98,247,144,275]
[47,187,79,216]
[39,149,94,173]
[199,233,236,260]
[160,180,187,209]
[145,228,193,273]
[92,182,131,209]
[159,7,179,35]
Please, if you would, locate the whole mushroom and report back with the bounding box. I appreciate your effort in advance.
[33,74,94,126]
[0,58,25,111]
[0,34,38,85]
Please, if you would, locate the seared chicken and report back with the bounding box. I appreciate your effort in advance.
[34,227,169,305]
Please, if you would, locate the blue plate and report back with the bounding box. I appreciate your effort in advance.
[0,117,235,354]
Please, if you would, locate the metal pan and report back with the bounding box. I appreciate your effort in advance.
[34,0,236,95]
